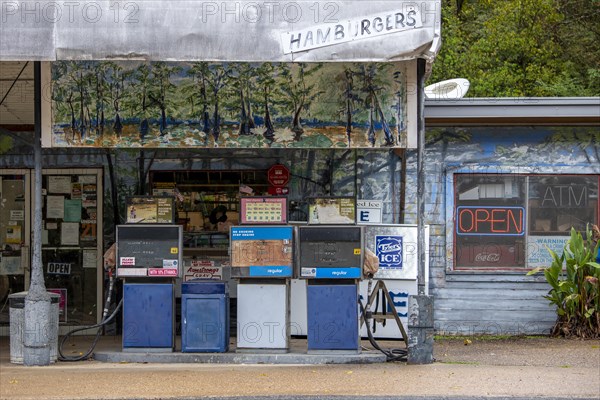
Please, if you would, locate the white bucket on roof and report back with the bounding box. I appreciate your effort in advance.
[424,78,470,99]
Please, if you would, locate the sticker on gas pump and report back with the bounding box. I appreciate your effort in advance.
[149,268,178,276]
[376,235,403,269]
[170,247,178,254]
[301,267,316,277]
[117,268,146,277]
[354,248,361,255]
[163,259,179,268]
[120,257,135,266]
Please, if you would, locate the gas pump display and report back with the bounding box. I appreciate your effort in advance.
[116,224,182,278]
[230,226,293,278]
[298,225,364,352]
[297,226,363,278]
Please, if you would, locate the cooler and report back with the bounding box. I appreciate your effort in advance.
[122,283,174,351]
[307,281,359,351]
[181,280,229,353]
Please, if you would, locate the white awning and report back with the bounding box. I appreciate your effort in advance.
[1,1,441,62]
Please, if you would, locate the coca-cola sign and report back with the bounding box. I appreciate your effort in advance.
[456,243,525,267]
[474,253,501,263]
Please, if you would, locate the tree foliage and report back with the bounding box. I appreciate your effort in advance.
[430,0,600,96]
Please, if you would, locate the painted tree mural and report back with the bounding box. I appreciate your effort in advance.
[357,64,394,147]
[185,62,211,136]
[255,63,279,143]
[92,62,110,138]
[51,61,409,148]
[279,63,323,141]
[149,62,182,136]
[129,64,152,143]
[109,62,125,137]
[206,64,227,143]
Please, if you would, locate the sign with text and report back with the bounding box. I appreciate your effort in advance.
[376,235,403,269]
[126,196,175,224]
[281,7,423,54]
[456,206,525,236]
[184,260,224,281]
[267,164,290,187]
[357,200,383,224]
[230,226,293,278]
[364,225,421,280]
[240,197,288,225]
[308,197,356,224]
[455,243,525,268]
[47,262,71,275]
[527,236,569,268]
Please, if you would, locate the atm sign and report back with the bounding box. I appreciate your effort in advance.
[457,206,525,236]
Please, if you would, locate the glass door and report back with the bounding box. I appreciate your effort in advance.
[40,169,103,326]
[0,170,30,325]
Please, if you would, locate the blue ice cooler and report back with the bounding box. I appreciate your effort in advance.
[123,283,174,351]
[181,280,230,353]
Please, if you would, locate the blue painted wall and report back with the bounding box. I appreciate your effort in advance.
[405,126,600,335]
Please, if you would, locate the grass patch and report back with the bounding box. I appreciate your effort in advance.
[435,334,515,341]
[434,334,550,341]
[440,361,480,365]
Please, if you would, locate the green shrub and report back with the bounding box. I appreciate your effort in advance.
[527,225,600,338]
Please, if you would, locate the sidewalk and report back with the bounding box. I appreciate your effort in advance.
[1,335,599,399]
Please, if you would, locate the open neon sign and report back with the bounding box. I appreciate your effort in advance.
[456,206,525,236]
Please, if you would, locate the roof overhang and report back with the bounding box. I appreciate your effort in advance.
[425,97,600,126]
[0,1,441,62]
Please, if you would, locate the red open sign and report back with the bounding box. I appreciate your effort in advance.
[456,206,525,236]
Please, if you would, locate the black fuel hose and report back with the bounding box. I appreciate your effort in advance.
[58,271,123,361]
[358,296,408,362]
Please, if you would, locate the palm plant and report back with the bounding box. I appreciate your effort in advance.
[528,225,600,338]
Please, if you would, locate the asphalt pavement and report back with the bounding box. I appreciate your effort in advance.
[0,335,599,399]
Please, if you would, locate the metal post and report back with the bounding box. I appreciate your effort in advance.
[23,61,51,366]
[416,58,426,296]
[407,58,434,364]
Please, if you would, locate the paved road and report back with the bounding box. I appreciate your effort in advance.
[1,336,599,399]
[115,398,600,400]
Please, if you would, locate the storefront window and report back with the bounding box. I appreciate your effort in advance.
[0,174,27,324]
[454,174,599,270]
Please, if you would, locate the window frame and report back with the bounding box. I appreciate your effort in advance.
[445,166,599,273]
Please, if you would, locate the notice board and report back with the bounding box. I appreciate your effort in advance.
[116,224,182,278]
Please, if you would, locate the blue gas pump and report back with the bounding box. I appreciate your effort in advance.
[116,224,182,352]
[298,226,363,353]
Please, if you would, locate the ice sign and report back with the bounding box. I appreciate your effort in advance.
[376,236,403,269]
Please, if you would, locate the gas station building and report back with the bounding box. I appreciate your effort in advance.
[0,0,599,353]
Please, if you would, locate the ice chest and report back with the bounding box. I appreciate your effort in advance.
[181,280,230,353]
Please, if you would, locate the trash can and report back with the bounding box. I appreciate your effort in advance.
[181,280,229,353]
[9,291,60,364]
